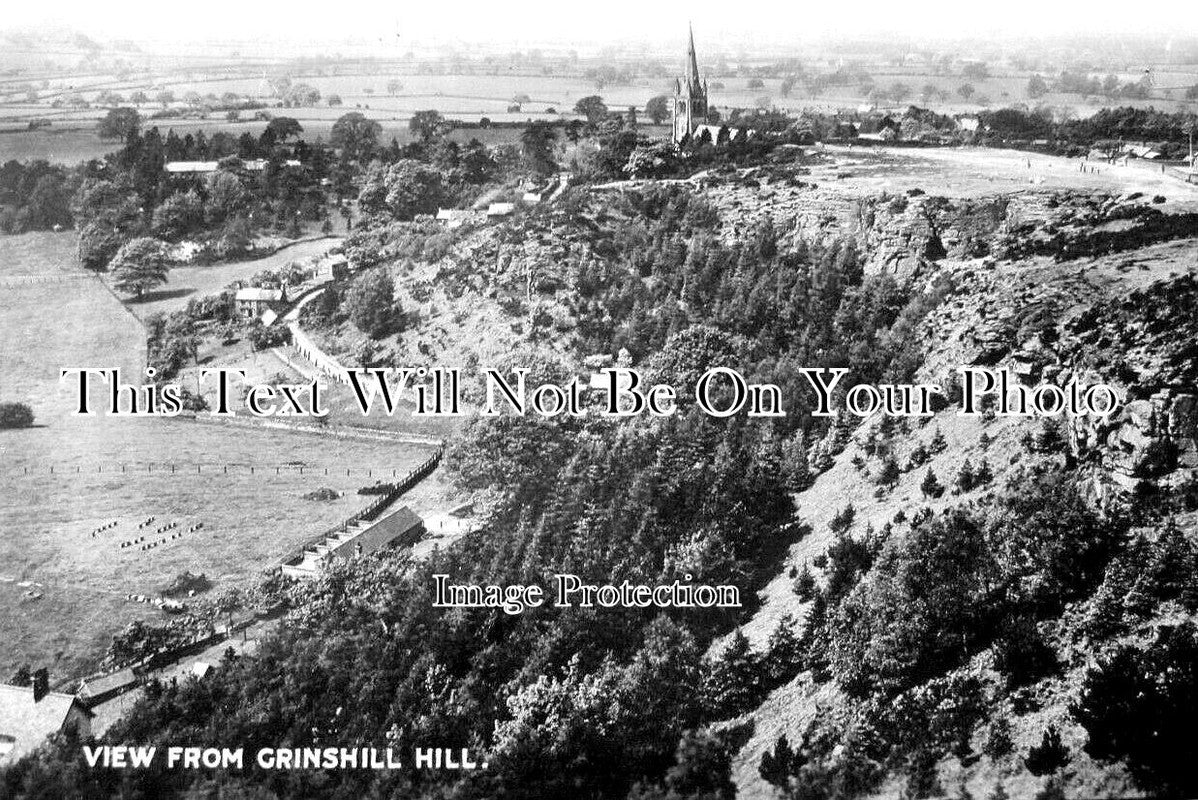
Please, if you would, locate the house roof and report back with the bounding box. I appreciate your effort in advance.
[165,159,269,174]
[0,684,91,764]
[165,161,220,174]
[331,506,424,559]
[235,287,284,302]
[78,668,136,701]
[486,202,515,217]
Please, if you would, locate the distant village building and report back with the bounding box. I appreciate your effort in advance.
[234,287,286,318]
[164,158,300,175]
[957,116,980,138]
[436,208,470,229]
[486,202,515,218]
[0,673,93,765]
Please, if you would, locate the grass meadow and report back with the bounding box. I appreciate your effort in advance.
[0,231,439,681]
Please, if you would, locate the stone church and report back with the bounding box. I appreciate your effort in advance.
[672,25,709,144]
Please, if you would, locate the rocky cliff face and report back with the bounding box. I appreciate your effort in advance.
[705,175,1198,497]
[709,176,1197,283]
[1060,274,1198,490]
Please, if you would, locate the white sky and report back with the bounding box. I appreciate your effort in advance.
[3,0,1194,47]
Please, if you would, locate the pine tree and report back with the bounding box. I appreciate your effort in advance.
[759,735,798,788]
[930,427,948,453]
[1034,775,1066,800]
[908,443,930,468]
[765,615,804,684]
[793,565,817,601]
[877,455,901,487]
[1024,727,1069,776]
[956,458,976,493]
[829,503,856,534]
[902,748,942,800]
[704,630,766,718]
[921,467,944,498]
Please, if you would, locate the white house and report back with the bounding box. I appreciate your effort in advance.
[234,287,285,319]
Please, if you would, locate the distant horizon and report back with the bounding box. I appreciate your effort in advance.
[2,0,1196,54]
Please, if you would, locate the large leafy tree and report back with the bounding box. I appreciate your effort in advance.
[97,107,140,139]
[645,95,670,125]
[574,95,609,124]
[263,116,303,143]
[345,268,402,339]
[330,112,382,161]
[520,122,557,176]
[150,190,204,240]
[357,159,443,220]
[109,237,171,298]
[408,109,446,143]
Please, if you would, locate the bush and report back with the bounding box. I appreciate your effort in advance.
[346,268,404,339]
[248,321,291,350]
[0,402,34,428]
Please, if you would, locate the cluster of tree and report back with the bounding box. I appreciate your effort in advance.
[978,106,1198,159]
[0,159,73,234]
[524,185,943,445]
[1048,71,1155,101]
[72,119,341,270]
[748,452,1198,798]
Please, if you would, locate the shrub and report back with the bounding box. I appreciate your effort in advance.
[0,402,34,429]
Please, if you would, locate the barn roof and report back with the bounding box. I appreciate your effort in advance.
[330,506,424,559]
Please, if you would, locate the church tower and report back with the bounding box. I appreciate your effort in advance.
[672,24,708,144]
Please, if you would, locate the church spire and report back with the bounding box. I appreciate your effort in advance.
[687,22,701,90]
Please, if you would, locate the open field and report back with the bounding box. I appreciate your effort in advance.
[0,420,438,681]
[807,144,1198,205]
[0,230,80,276]
[0,230,441,681]
[0,120,537,165]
